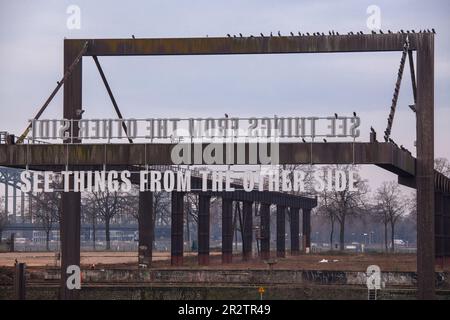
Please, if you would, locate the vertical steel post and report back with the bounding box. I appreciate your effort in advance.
[138,191,153,267]
[276,205,286,258]
[171,191,184,266]
[242,201,253,261]
[302,208,311,253]
[290,207,300,255]
[416,33,435,300]
[14,262,26,300]
[60,39,83,300]
[260,203,271,260]
[222,198,233,263]
[198,195,211,265]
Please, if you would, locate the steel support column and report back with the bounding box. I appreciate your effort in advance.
[302,208,311,253]
[198,194,211,265]
[171,191,184,266]
[222,198,233,263]
[242,201,253,261]
[290,207,300,255]
[60,39,83,300]
[276,205,286,258]
[260,203,271,260]
[416,34,435,299]
[138,191,153,267]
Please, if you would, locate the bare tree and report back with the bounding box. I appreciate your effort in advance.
[32,191,61,251]
[318,165,369,251]
[435,157,450,177]
[374,181,409,252]
[88,191,124,250]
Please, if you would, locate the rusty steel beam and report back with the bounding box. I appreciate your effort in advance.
[221,199,233,264]
[242,201,253,261]
[276,205,286,258]
[290,207,300,255]
[416,34,435,299]
[64,34,419,58]
[171,191,184,266]
[60,40,83,300]
[260,203,271,260]
[302,208,311,253]
[0,142,416,177]
[198,194,211,265]
[138,191,153,267]
[92,56,133,144]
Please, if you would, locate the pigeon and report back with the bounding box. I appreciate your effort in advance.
[298,32,302,36]
[132,35,136,39]
[302,138,306,143]
[224,113,229,118]
[323,138,327,143]
[306,32,310,36]
[432,28,436,33]
[239,33,243,37]
[227,34,231,37]
[290,32,294,36]
[260,33,264,37]
[270,32,273,37]
[334,113,338,119]
[353,111,357,117]
[278,31,282,37]
[388,30,392,34]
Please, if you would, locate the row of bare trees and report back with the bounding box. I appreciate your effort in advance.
[6,157,448,252]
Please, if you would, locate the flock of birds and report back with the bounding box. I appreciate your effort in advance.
[224,29,436,38]
[130,29,435,40]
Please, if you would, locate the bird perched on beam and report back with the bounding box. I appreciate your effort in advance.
[260,33,264,37]
[227,34,231,37]
[334,113,338,119]
[239,33,243,37]
[278,31,282,37]
[302,138,306,143]
[432,28,436,33]
[353,111,357,117]
[323,138,327,143]
[298,32,302,36]
[132,35,136,39]
[224,113,229,118]
[290,32,294,36]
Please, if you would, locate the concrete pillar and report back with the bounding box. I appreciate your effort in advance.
[138,191,153,267]
[242,201,253,261]
[222,198,233,263]
[302,208,311,253]
[171,191,184,266]
[276,205,286,258]
[260,203,271,260]
[290,207,300,255]
[198,194,211,265]
[416,34,435,299]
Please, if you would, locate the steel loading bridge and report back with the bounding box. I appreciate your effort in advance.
[0,32,449,300]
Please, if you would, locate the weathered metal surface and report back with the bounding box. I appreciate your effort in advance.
[138,191,153,267]
[0,142,416,177]
[260,203,271,260]
[221,199,233,263]
[416,33,435,299]
[242,201,253,261]
[60,40,83,300]
[276,205,286,258]
[435,192,450,260]
[65,34,419,57]
[290,207,300,255]
[198,195,211,265]
[171,191,184,266]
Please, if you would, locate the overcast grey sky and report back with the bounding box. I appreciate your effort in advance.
[0,0,449,191]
